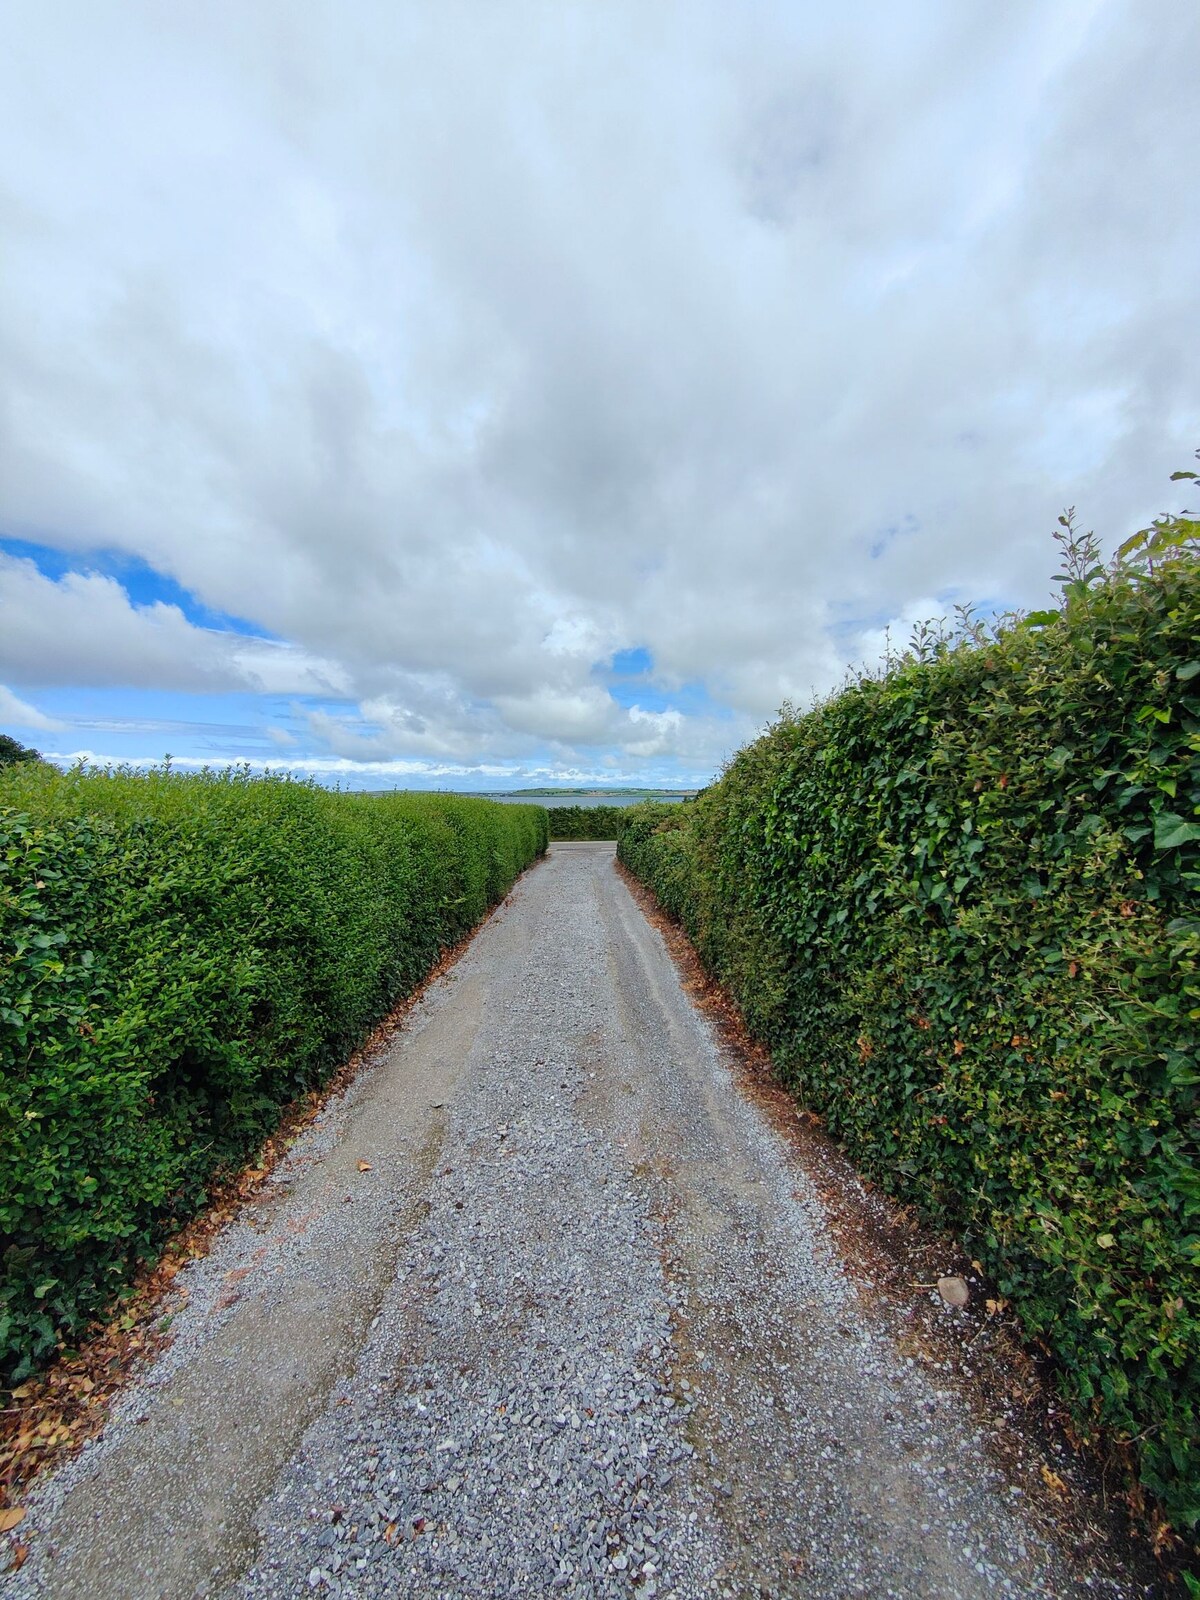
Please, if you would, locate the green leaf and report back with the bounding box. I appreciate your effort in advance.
[1154,813,1200,851]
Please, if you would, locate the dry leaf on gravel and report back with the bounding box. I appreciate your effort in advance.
[0,1507,26,1532]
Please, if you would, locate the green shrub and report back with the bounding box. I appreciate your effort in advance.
[546,805,628,840]
[619,535,1200,1530]
[0,735,43,768]
[0,770,546,1381]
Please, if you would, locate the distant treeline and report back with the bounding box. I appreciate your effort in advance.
[0,734,44,768]
[620,502,1200,1532]
[0,768,547,1382]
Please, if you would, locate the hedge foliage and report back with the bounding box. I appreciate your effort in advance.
[0,768,547,1381]
[619,531,1200,1529]
[546,805,629,840]
[0,735,42,769]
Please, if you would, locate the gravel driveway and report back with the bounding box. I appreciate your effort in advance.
[5,844,1150,1599]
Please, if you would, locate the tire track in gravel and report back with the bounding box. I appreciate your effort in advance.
[5,844,1151,1600]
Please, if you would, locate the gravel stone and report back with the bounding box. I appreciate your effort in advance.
[4,845,1154,1598]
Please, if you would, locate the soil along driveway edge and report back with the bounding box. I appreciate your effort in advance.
[6,844,1150,1599]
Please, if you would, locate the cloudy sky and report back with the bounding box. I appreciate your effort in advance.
[1,1,1196,789]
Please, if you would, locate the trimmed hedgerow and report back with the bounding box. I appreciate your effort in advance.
[619,522,1199,1530]
[546,805,629,841]
[0,769,547,1381]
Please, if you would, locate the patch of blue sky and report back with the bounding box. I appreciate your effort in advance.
[606,677,724,717]
[596,645,729,719]
[0,536,274,639]
[29,687,317,763]
[608,646,654,676]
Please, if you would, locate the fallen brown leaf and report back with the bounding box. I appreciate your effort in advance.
[0,1507,26,1533]
[357,1160,372,1173]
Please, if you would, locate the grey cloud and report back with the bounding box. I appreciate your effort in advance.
[0,0,1196,774]
[305,682,741,774]
[0,556,348,697]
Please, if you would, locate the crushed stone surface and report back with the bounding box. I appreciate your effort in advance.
[5,844,1153,1599]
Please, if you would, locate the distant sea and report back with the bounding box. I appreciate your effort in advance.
[486,791,693,809]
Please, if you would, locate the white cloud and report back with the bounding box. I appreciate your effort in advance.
[0,684,63,732]
[0,0,1196,775]
[0,555,348,697]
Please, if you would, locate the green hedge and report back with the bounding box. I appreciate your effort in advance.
[546,805,628,840]
[0,769,547,1381]
[619,544,1199,1530]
